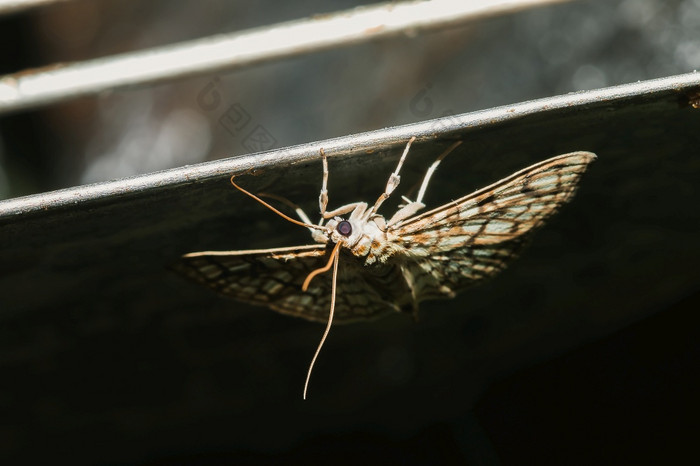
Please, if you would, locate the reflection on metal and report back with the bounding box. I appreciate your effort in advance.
[0,0,572,114]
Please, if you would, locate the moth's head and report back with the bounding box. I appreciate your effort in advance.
[325,217,359,247]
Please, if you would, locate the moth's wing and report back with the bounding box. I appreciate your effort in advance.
[393,152,596,300]
[171,244,403,323]
[394,152,596,247]
[400,237,531,301]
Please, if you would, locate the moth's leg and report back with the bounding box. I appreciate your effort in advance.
[318,148,330,219]
[386,200,426,226]
[366,136,416,218]
[318,148,368,220]
[296,208,314,226]
[323,202,367,219]
[414,140,462,204]
[387,141,462,227]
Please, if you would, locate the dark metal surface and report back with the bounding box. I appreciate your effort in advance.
[1,72,700,462]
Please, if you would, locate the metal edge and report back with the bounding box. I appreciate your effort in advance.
[1,71,698,219]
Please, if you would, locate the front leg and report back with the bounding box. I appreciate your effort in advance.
[323,202,367,219]
[317,148,368,220]
[318,148,330,219]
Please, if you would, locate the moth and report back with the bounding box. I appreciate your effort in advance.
[173,137,596,397]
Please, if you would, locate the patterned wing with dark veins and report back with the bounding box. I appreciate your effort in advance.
[392,152,596,301]
[172,244,414,323]
[400,237,530,302]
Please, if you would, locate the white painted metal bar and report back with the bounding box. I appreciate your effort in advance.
[0,0,572,114]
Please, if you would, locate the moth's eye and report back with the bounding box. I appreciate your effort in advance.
[337,220,352,237]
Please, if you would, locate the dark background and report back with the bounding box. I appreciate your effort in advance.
[1,0,699,464]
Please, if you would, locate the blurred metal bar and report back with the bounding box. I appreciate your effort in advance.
[0,0,72,15]
[0,0,572,114]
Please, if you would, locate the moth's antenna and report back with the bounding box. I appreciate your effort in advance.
[302,241,342,400]
[257,192,315,226]
[230,175,325,231]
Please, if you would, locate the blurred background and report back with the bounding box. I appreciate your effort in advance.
[1,0,699,464]
[2,0,699,198]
